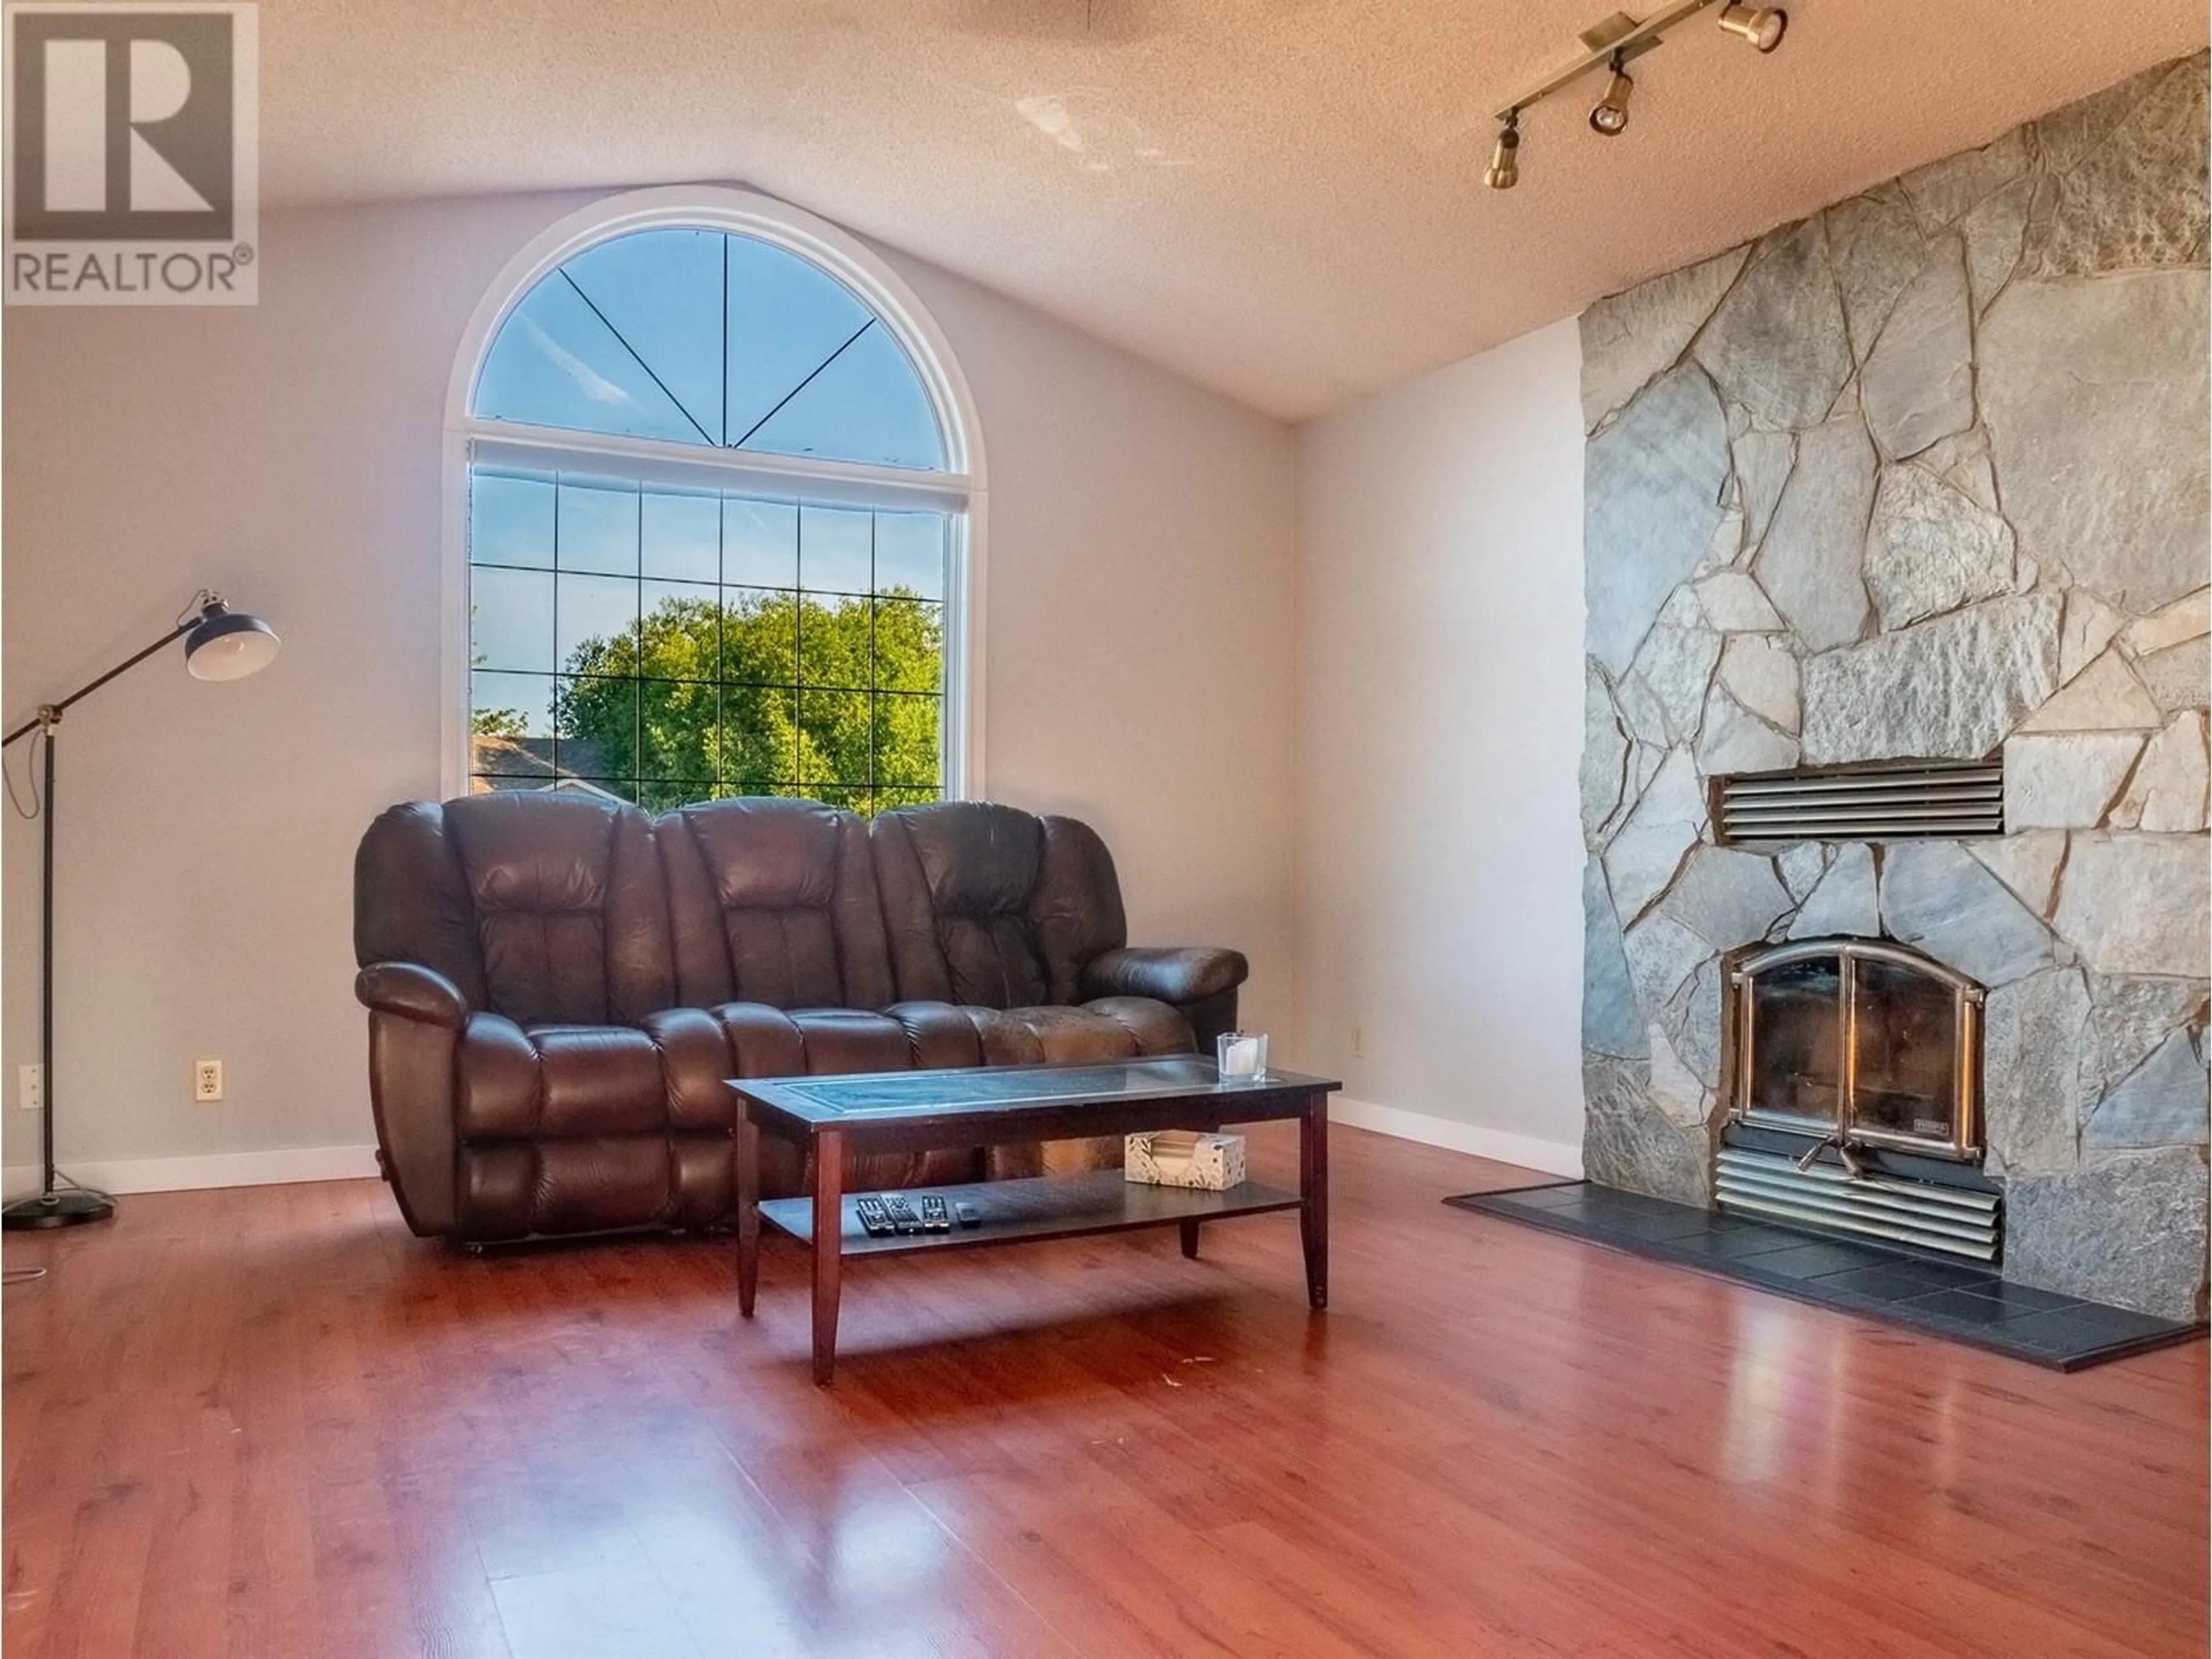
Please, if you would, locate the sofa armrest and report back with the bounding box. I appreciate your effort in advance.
[361,978,465,1238]
[1080,946,1248,1007]
[355,961,469,1030]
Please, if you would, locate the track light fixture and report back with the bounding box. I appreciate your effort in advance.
[1588,52,1634,136]
[1483,0,1787,190]
[1484,111,1521,190]
[1717,3,1787,52]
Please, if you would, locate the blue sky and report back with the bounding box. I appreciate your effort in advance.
[472,227,945,469]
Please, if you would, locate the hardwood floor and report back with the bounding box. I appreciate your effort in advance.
[4,1123,2205,1659]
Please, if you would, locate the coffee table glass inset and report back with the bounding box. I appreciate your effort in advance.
[731,1056,1340,1382]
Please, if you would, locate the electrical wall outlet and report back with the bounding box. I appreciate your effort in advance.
[1351,1025,1365,1059]
[194,1059,224,1103]
[18,1064,42,1112]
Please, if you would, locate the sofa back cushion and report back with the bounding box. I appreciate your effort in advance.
[442,792,672,1024]
[658,798,894,1010]
[355,800,490,1007]
[872,802,1126,1008]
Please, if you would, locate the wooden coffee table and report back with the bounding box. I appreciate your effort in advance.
[731,1056,1340,1382]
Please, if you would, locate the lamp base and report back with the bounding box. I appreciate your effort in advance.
[2,1188,115,1229]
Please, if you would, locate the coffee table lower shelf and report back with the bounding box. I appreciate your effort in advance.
[756,1171,1304,1257]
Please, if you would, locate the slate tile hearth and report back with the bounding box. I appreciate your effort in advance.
[1448,1181,2207,1371]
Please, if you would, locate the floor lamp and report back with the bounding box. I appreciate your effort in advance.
[2,590,281,1229]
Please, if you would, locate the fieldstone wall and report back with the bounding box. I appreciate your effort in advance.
[1578,52,2211,1320]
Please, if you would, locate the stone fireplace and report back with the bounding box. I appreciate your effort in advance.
[1577,51,2211,1321]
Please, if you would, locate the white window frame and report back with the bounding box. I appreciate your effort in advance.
[440,185,988,804]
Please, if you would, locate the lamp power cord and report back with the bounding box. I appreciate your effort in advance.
[3,721,45,820]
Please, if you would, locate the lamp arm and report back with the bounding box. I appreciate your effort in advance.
[2,616,200,748]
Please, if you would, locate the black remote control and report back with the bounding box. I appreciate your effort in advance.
[854,1195,894,1237]
[881,1195,921,1234]
[956,1202,982,1229]
[919,1195,951,1232]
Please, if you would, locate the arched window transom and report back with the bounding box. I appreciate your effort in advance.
[474,227,945,471]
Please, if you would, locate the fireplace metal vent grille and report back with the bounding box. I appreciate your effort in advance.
[1714,759,2003,843]
[1715,1147,2000,1260]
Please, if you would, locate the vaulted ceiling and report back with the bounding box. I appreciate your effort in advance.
[263,0,2206,419]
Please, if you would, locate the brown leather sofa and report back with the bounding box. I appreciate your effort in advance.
[353,794,1248,1243]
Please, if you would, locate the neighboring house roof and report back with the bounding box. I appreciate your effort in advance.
[469,734,624,800]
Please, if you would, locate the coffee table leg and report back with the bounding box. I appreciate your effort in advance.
[736,1109,762,1318]
[1180,1218,1201,1259]
[1300,1092,1329,1310]
[811,1128,844,1385]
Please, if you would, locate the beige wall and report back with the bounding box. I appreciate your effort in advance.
[1,190,1297,1185]
[1295,320,1588,1172]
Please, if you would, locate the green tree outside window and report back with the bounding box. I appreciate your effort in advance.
[541,588,942,815]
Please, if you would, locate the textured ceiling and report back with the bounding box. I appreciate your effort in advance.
[262,0,2206,419]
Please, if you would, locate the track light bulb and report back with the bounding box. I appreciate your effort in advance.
[1589,57,1633,137]
[1717,3,1787,52]
[1484,116,1520,190]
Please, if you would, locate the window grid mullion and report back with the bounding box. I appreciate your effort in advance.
[471,475,946,815]
[633,486,643,793]
[716,482,728,789]
[868,511,878,816]
[719,234,730,449]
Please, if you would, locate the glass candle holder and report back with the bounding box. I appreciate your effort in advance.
[1216,1031,1268,1081]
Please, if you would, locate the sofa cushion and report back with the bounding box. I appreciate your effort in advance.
[966,997,1194,1065]
[872,803,1130,1010]
[660,798,894,1012]
[1031,817,1129,1005]
[884,1001,989,1070]
[442,793,671,1025]
[717,1005,899,1078]
[355,802,489,1008]
[875,803,1050,1007]
[531,1025,668,1137]
[455,1016,666,1139]
[639,1006,734,1132]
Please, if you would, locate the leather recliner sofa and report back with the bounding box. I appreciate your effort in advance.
[353,793,1248,1242]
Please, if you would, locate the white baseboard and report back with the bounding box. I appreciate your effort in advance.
[2,1143,380,1200]
[1330,1096,1583,1180]
[0,1105,1580,1201]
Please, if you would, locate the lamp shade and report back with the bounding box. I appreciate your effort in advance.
[184,605,281,682]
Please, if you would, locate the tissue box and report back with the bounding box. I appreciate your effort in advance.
[1124,1130,1247,1191]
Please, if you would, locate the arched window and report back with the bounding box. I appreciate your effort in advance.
[448,188,982,815]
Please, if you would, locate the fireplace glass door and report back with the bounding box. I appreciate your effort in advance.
[1850,955,1964,1144]
[1729,938,1983,1160]
[1744,955,1843,1133]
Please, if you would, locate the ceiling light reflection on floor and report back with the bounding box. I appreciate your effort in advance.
[1719,1305,1802,1486]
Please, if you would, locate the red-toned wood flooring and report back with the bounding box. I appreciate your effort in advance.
[4,1123,2205,1659]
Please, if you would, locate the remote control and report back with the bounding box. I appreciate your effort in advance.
[854,1195,894,1237]
[919,1195,951,1232]
[956,1202,982,1229]
[881,1195,921,1234]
